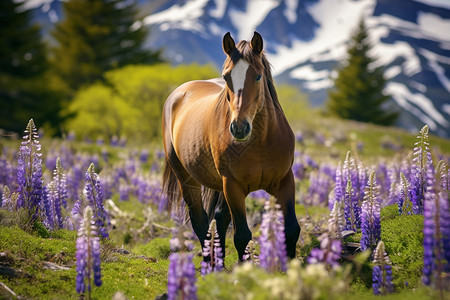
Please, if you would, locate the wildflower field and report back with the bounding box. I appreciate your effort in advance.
[0,118,449,300]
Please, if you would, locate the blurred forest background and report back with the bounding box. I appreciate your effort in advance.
[1,0,401,142]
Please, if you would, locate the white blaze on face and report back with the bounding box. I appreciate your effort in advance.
[230,59,249,94]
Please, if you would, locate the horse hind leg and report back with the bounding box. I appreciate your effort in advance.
[165,146,209,249]
[205,190,231,259]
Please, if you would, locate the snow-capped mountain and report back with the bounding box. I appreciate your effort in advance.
[28,0,450,137]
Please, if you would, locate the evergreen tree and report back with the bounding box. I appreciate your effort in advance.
[51,0,162,95]
[327,20,398,125]
[0,0,60,133]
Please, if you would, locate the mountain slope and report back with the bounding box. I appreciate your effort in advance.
[28,0,450,137]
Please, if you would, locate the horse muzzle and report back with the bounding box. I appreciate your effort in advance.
[230,120,251,142]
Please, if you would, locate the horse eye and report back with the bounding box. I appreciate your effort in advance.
[256,75,262,81]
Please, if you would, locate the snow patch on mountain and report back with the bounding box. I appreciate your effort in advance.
[268,0,374,76]
[386,82,449,131]
[229,0,280,41]
[415,0,450,10]
[144,0,209,33]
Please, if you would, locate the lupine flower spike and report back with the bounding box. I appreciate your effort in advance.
[201,219,224,275]
[410,125,433,215]
[360,171,381,251]
[308,201,342,268]
[84,164,109,238]
[259,197,287,272]
[243,240,260,265]
[167,253,197,300]
[1,186,17,211]
[422,158,450,290]
[344,179,357,231]
[372,241,394,295]
[46,158,68,229]
[398,172,413,215]
[76,206,102,297]
[16,119,43,220]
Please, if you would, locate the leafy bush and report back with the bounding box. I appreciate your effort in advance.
[64,63,218,141]
[381,213,424,289]
[197,260,349,300]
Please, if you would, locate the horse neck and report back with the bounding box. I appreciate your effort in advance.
[253,81,284,141]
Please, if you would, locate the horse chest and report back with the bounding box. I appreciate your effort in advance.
[217,138,293,190]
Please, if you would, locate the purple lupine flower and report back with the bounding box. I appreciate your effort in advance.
[16,119,43,220]
[169,214,195,252]
[339,152,362,229]
[309,201,343,268]
[76,206,102,295]
[372,241,394,295]
[436,160,449,193]
[308,236,342,268]
[328,201,345,239]
[259,197,287,272]
[243,240,260,264]
[292,161,306,181]
[422,159,450,286]
[167,253,197,300]
[360,171,381,251]
[84,164,109,239]
[139,149,149,163]
[398,172,413,215]
[0,155,16,190]
[119,179,130,201]
[332,161,344,211]
[1,186,15,211]
[410,125,433,215]
[344,179,357,231]
[48,158,67,228]
[306,166,334,206]
[201,220,224,275]
[66,164,84,203]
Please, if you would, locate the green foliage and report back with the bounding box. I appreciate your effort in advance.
[381,203,400,221]
[51,0,162,95]
[326,19,398,126]
[0,225,168,299]
[134,237,172,260]
[277,84,316,125]
[381,212,424,289]
[64,63,219,141]
[198,261,349,300]
[0,0,61,134]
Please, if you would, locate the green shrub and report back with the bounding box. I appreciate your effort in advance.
[64,63,218,141]
[134,237,172,260]
[381,213,424,289]
[198,261,349,300]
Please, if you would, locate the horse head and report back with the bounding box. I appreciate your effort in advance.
[222,32,266,142]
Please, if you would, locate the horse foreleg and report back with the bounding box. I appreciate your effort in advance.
[222,177,252,261]
[269,170,300,258]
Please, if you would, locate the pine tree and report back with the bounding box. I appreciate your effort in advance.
[51,0,162,95]
[327,19,398,125]
[0,0,60,133]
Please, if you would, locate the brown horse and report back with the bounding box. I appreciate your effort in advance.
[162,32,300,260]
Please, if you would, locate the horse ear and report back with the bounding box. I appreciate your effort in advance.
[250,31,263,55]
[223,32,236,56]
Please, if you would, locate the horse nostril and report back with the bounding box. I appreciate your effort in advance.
[243,121,251,135]
[230,122,237,135]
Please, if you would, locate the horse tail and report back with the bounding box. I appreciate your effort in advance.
[203,187,225,222]
[162,159,182,212]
